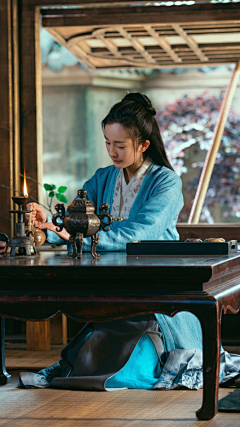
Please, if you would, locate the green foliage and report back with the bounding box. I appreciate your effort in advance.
[43,182,68,214]
[58,186,67,193]
[44,183,53,191]
[56,193,68,203]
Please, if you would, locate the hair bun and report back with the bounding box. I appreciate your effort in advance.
[124,92,156,116]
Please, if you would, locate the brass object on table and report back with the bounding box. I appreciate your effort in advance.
[27,226,46,247]
[204,238,225,243]
[52,189,113,259]
[3,196,38,258]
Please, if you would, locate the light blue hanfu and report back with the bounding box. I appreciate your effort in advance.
[42,163,240,391]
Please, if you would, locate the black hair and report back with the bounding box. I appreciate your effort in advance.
[102,92,174,171]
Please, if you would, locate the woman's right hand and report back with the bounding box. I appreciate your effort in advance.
[26,202,70,242]
[26,202,47,226]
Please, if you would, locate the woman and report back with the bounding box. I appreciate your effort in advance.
[2,92,240,390]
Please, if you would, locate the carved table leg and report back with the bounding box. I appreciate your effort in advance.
[0,317,11,385]
[194,301,220,420]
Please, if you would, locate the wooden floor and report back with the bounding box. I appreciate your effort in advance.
[1,344,240,427]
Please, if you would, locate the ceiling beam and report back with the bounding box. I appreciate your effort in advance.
[144,25,182,64]
[116,26,157,65]
[41,3,240,28]
[172,24,208,62]
[46,27,95,69]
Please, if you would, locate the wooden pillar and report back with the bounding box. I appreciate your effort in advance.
[19,3,42,200]
[20,4,49,349]
[0,0,14,238]
[26,320,51,351]
[50,314,68,345]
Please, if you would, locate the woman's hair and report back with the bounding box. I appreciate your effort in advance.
[102,92,174,171]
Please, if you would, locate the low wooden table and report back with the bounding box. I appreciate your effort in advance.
[0,251,240,420]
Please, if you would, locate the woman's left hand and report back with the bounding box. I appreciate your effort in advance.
[36,221,70,242]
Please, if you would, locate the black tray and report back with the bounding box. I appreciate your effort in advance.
[126,240,238,256]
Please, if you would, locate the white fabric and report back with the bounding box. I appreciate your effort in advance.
[111,157,152,220]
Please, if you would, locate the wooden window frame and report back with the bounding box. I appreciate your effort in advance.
[1,0,240,237]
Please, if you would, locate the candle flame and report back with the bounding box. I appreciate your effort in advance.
[23,170,28,198]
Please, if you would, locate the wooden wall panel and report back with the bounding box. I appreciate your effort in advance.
[0,0,13,238]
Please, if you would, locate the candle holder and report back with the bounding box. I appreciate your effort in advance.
[3,196,38,258]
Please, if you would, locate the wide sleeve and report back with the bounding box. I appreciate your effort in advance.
[82,170,183,252]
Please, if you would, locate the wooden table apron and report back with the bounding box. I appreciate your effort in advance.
[0,251,240,421]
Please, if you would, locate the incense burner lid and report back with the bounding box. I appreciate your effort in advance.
[67,189,95,213]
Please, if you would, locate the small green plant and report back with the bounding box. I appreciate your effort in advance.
[43,183,68,214]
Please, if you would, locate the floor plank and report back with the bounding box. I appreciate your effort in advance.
[5,342,64,369]
[0,371,239,427]
[2,344,240,427]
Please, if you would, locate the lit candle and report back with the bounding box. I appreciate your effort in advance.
[23,169,28,198]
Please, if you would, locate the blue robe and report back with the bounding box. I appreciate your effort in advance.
[45,162,183,249]
[43,163,240,390]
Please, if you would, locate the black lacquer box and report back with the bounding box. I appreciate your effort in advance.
[126,240,238,256]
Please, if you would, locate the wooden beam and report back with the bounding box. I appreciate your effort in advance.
[144,25,182,63]
[24,0,223,5]
[0,0,14,238]
[12,0,21,199]
[115,26,157,65]
[172,24,208,62]
[35,6,43,204]
[93,29,120,57]
[47,27,95,69]
[188,61,240,224]
[40,3,240,27]
[19,5,39,200]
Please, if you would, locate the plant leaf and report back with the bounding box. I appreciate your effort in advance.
[48,191,55,198]
[58,186,67,193]
[44,183,52,191]
[51,184,56,190]
[56,193,68,203]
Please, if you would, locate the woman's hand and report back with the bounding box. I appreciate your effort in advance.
[0,241,10,257]
[26,202,47,226]
[26,202,70,242]
[38,221,70,242]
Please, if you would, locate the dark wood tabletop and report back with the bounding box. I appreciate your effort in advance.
[0,250,240,421]
[1,251,240,294]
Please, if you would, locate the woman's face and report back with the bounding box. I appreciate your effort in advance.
[104,123,142,169]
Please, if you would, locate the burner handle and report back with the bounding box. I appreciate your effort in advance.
[52,204,66,232]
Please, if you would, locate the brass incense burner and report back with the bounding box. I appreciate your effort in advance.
[52,189,113,259]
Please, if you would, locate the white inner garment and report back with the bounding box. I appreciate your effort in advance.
[111,156,152,220]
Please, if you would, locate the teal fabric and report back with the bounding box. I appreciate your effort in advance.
[155,312,203,354]
[45,162,184,250]
[105,333,161,389]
